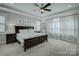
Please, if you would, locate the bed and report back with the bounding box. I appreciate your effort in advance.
[15,26,48,52]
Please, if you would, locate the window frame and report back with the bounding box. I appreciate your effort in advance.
[0,16,5,33]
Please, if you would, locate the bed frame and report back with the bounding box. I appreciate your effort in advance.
[15,26,48,52]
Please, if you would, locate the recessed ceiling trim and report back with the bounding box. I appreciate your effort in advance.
[0,3,79,20]
[44,8,79,20]
[0,5,41,20]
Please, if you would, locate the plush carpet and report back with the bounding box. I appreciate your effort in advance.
[0,38,79,56]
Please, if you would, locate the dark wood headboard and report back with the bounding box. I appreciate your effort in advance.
[15,26,34,33]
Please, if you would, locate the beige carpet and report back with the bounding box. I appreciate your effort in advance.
[0,38,79,56]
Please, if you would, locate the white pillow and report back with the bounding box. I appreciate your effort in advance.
[19,30,28,33]
[28,29,34,32]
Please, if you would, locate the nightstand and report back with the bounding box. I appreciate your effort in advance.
[6,33,17,44]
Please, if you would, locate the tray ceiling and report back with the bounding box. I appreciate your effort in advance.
[1,3,79,18]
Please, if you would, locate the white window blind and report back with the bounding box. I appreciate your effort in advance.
[47,16,74,36]
[48,17,60,34]
[0,16,5,32]
[61,16,75,36]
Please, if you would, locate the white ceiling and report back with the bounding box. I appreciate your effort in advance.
[1,3,79,18]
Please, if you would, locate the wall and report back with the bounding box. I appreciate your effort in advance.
[0,11,8,44]
[0,10,40,44]
[46,8,79,44]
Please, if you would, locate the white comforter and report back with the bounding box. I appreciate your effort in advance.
[16,32,46,46]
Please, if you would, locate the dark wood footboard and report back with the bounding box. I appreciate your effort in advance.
[24,35,48,52]
[15,26,48,52]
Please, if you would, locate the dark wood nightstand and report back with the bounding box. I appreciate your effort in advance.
[6,33,17,44]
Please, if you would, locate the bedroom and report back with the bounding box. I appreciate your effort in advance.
[0,3,79,56]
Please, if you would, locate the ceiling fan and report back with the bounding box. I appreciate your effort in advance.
[34,3,52,14]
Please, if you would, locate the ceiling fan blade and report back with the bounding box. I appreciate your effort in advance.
[42,3,51,9]
[41,4,44,7]
[34,3,40,8]
[44,9,51,11]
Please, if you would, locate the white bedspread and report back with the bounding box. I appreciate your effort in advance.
[16,32,46,46]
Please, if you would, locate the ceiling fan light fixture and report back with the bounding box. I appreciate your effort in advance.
[68,5,72,8]
[40,9,44,13]
[34,3,51,14]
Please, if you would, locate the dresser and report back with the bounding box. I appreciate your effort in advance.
[6,33,17,44]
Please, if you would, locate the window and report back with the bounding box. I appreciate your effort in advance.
[48,16,75,36]
[0,16,5,33]
[61,16,75,36]
[52,18,60,34]
[48,17,60,34]
[36,21,40,31]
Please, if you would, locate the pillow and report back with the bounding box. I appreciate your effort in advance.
[19,30,28,33]
[28,29,35,33]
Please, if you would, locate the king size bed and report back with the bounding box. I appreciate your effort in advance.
[15,26,48,52]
